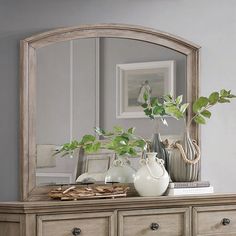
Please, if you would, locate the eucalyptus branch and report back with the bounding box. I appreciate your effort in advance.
[187,89,236,127]
[56,126,148,158]
[141,92,189,125]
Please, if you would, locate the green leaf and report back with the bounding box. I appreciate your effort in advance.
[164,94,172,102]
[165,106,183,119]
[176,95,183,105]
[194,115,206,124]
[150,97,158,106]
[144,108,152,117]
[193,97,209,113]
[153,105,164,115]
[164,101,174,107]
[141,103,148,108]
[132,139,146,149]
[127,127,135,134]
[218,97,230,103]
[227,94,236,98]
[209,92,219,105]
[127,147,137,156]
[113,126,124,133]
[201,109,211,118]
[143,91,149,102]
[180,103,189,113]
[220,89,228,97]
[80,135,95,144]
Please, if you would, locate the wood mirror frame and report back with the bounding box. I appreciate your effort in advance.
[20,24,200,201]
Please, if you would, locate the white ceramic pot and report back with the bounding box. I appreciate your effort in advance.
[134,152,169,196]
[105,157,136,183]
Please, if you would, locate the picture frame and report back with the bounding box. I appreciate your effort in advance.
[36,172,73,185]
[116,60,176,118]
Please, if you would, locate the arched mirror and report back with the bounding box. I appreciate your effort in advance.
[20,24,200,200]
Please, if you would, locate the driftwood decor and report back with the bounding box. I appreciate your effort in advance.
[49,184,130,201]
[20,23,200,201]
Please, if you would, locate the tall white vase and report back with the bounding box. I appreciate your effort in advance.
[134,153,169,197]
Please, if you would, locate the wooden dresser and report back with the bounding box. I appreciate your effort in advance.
[1,194,236,236]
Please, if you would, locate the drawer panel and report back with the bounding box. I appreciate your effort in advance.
[193,205,236,236]
[0,214,21,236]
[37,212,115,236]
[118,208,190,236]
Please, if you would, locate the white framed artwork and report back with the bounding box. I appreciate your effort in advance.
[116,60,176,118]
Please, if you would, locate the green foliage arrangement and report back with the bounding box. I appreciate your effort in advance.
[54,134,101,157]
[189,89,236,126]
[141,92,189,124]
[141,89,236,127]
[95,126,147,157]
[55,126,147,158]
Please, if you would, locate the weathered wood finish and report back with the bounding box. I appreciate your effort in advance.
[1,195,236,236]
[38,212,115,236]
[0,214,23,236]
[119,208,190,236]
[193,205,236,236]
[20,23,201,201]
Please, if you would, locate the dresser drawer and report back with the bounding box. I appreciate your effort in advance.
[37,212,115,236]
[118,208,190,236]
[193,205,236,236]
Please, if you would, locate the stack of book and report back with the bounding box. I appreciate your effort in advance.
[166,181,214,196]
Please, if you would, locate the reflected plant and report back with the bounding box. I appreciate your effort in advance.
[141,92,189,125]
[55,126,147,158]
[54,134,101,157]
[95,126,147,157]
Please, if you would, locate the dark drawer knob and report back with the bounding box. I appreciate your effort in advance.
[72,227,81,235]
[222,218,230,226]
[150,222,159,231]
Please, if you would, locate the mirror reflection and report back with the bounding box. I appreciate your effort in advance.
[35,37,187,186]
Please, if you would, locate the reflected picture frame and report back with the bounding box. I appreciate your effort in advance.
[116,60,176,118]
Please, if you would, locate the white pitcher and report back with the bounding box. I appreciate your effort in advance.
[134,152,169,196]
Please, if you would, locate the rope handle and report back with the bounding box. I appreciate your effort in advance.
[140,157,166,179]
[174,140,201,165]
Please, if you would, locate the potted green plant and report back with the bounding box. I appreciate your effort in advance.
[141,92,188,169]
[167,89,236,182]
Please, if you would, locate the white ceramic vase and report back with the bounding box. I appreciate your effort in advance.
[134,152,169,196]
[105,157,136,183]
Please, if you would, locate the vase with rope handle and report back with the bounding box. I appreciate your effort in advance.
[168,128,201,182]
[134,152,169,196]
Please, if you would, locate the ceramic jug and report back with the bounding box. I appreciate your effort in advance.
[134,152,169,196]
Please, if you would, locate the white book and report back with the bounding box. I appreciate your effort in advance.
[166,186,214,196]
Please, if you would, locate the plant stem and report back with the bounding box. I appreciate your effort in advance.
[187,104,213,129]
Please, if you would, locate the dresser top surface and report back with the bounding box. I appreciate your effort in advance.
[0,193,236,214]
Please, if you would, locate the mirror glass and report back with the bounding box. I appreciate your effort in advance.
[35,37,187,186]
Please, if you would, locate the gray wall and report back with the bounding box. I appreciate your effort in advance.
[0,0,236,200]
